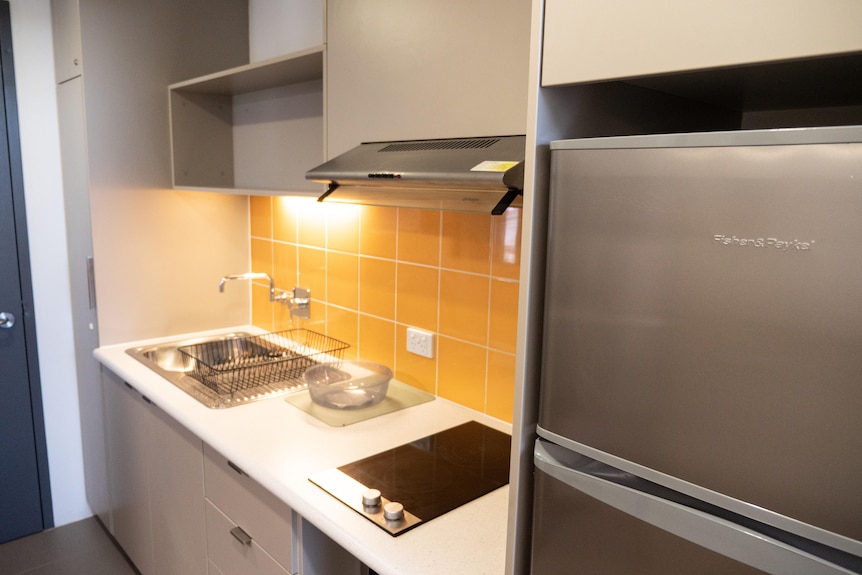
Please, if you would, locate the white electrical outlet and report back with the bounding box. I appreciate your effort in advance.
[406,327,434,359]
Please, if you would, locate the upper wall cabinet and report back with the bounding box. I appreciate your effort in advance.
[169,47,325,195]
[542,0,862,86]
[249,0,324,62]
[326,0,532,158]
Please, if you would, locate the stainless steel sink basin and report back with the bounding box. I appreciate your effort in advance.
[126,332,310,408]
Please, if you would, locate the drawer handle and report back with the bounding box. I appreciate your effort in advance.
[230,526,253,546]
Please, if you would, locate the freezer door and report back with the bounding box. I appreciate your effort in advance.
[532,439,860,575]
[540,140,862,549]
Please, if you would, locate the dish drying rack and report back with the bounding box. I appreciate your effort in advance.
[178,329,348,396]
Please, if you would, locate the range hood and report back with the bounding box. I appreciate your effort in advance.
[305,135,525,215]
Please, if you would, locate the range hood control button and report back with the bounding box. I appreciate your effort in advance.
[383,502,404,522]
[362,489,382,508]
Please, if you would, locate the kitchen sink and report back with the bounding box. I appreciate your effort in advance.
[125,331,316,408]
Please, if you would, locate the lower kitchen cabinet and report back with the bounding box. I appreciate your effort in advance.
[102,370,154,574]
[204,444,298,574]
[204,444,366,575]
[102,369,208,575]
[148,396,209,574]
[100,367,365,575]
[206,500,292,575]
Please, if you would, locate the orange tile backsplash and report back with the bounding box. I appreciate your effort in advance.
[250,196,521,423]
[441,211,492,275]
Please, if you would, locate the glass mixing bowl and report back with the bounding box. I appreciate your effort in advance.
[304,361,392,409]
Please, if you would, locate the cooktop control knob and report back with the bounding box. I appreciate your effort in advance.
[383,501,404,522]
[362,488,382,508]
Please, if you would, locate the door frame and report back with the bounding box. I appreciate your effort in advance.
[0,0,53,530]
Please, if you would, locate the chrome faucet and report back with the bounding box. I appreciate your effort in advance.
[218,272,311,319]
[219,272,279,302]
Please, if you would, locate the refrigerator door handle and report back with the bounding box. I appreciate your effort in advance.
[535,439,861,575]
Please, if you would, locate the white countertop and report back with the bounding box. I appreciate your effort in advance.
[95,326,511,575]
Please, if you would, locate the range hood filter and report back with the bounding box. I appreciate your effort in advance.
[305,135,525,215]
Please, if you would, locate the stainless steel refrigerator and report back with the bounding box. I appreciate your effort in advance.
[531,126,862,575]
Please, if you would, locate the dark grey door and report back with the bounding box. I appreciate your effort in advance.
[0,2,52,543]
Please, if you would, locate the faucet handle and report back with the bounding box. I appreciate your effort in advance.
[288,287,311,320]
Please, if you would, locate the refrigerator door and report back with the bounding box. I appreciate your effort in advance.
[532,439,859,575]
[540,131,862,554]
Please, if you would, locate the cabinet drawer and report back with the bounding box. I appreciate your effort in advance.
[204,444,296,572]
[206,501,290,575]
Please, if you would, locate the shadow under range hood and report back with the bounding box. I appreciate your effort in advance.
[305,135,525,215]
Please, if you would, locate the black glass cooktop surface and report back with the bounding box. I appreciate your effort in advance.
[310,421,511,535]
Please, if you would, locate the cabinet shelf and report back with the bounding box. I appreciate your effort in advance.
[169,45,325,195]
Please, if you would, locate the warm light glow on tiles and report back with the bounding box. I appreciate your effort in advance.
[439,270,490,346]
[491,208,521,280]
[359,314,396,369]
[397,209,441,266]
[251,197,521,423]
[359,206,397,259]
[273,242,298,290]
[251,238,273,277]
[489,278,519,354]
[272,196,302,242]
[297,200,327,247]
[250,196,272,237]
[327,252,359,309]
[326,202,362,253]
[441,211,492,275]
[359,257,397,320]
[499,208,520,265]
[438,336,486,412]
[486,351,516,421]
[395,263,438,332]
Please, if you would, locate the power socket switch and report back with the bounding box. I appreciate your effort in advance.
[406,327,434,359]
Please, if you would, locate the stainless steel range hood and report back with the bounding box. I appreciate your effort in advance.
[305,135,525,215]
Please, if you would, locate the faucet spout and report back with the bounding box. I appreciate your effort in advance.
[218,274,308,315]
[218,272,276,301]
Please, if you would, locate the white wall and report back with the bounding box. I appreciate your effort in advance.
[79,0,250,345]
[9,0,90,527]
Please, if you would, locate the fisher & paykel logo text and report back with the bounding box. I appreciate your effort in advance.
[713,235,815,251]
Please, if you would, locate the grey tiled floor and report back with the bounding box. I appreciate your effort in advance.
[0,517,137,575]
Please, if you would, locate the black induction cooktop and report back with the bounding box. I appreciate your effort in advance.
[309,421,511,536]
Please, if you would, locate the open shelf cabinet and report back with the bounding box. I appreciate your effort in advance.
[169,45,325,196]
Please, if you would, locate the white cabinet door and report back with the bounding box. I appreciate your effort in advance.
[56,77,108,527]
[103,371,153,575]
[148,404,207,575]
[542,0,862,86]
[50,0,83,82]
[103,369,207,575]
[326,0,532,157]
